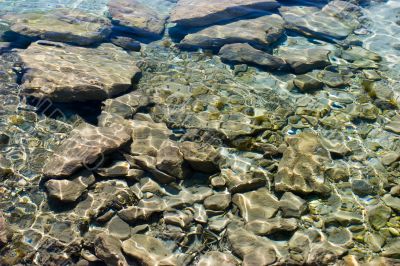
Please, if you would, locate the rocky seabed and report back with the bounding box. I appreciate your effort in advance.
[0,0,400,265]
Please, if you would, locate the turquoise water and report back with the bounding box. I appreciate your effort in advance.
[0,0,400,265]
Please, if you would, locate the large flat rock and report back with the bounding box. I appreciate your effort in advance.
[108,0,168,36]
[3,9,111,46]
[179,14,284,49]
[279,2,356,41]
[43,123,131,177]
[170,0,280,27]
[19,41,141,102]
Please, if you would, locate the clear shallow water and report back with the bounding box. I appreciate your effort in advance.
[0,0,400,265]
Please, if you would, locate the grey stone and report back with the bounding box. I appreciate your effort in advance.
[204,192,231,211]
[94,233,128,266]
[3,9,111,45]
[219,43,287,70]
[232,187,279,222]
[122,234,175,266]
[277,46,331,74]
[180,14,284,50]
[107,216,131,240]
[43,123,131,177]
[45,170,95,202]
[368,204,391,230]
[279,192,307,218]
[170,0,280,27]
[275,132,332,194]
[19,41,141,102]
[383,194,400,212]
[196,251,238,266]
[108,0,167,36]
[245,217,298,235]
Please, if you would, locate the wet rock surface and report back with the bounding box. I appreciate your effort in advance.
[0,0,400,265]
[18,41,141,102]
[43,123,131,177]
[3,9,111,45]
[108,0,168,36]
[219,43,287,70]
[170,0,280,27]
[179,14,285,50]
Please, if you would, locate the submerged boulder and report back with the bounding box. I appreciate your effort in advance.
[279,2,356,41]
[108,0,168,36]
[3,9,111,46]
[180,14,285,50]
[170,0,280,27]
[43,123,131,177]
[19,41,141,102]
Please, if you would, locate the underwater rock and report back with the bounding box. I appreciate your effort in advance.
[179,141,220,173]
[95,233,128,266]
[196,251,238,266]
[220,168,267,193]
[384,116,400,134]
[43,123,131,177]
[130,120,172,157]
[107,216,131,240]
[324,210,363,226]
[193,203,208,224]
[293,72,324,92]
[209,215,230,232]
[163,210,193,228]
[232,187,279,222]
[227,226,282,265]
[203,192,231,211]
[96,161,130,178]
[118,196,167,222]
[179,14,284,50]
[363,80,396,110]
[45,170,95,202]
[279,192,307,218]
[0,212,9,247]
[341,46,382,62]
[368,204,391,230]
[101,91,152,121]
[0,154,12,176]
[219,43,287,70]
[326,227,353,247]
[382,194,400,212]
[170,0,280,27]
[277,46,330,74]
[19,41,141,102]
[275,132,332,194]
[351,179,374,196]
[289,229,346,265]
[317,70,347,88]
[108,0,168,36]
[110,36,141,51]
[122,234,175,266]
[245,217,298,236]
[382,240,400,259]
[156,141,188,179]
[279,2,354,41]
[3,9,111,46]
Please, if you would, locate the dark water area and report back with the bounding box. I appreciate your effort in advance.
[0,0,400,265]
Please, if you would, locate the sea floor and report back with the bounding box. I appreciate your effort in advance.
[0,0,400,265]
